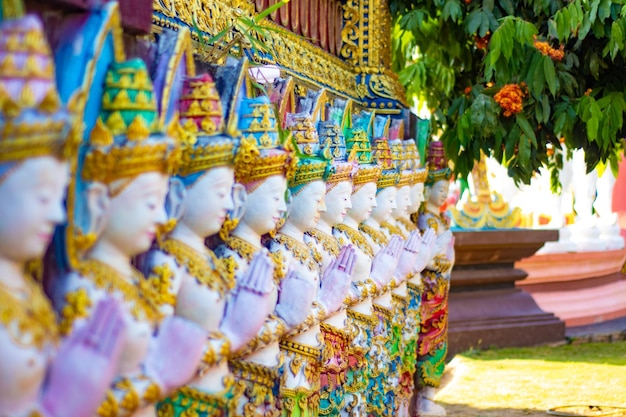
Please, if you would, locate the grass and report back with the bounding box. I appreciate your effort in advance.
[435,341,626,417]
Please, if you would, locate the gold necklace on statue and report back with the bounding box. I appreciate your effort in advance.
[334,224,373,257]
[397,217,417,232]
[0,276,59,351]
[381,221,406,239]
[224,235,259,262]
[359,223,389,247]
[306,228,340,257]
[160,238,235,297]
[274,233,321,272]
[78,259,161,324]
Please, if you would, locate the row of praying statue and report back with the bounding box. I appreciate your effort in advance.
[0,10,455,417]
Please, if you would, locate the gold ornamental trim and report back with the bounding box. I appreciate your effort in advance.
[151,0,408,108]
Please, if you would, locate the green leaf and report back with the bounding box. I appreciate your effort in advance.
[485,29,502,79]
[505,125,521,162]
[518,134,531,166]
[499,0,515,15]
[532,55,546,97]
[400,9,427,31]
[480,10,492,36]
[204,26,231,46]
[589,53,602,79]
[604,20,625,60]
[599,0,612,21]
[590,0,600,23]
[496,18,515,61]
[542,94,551,122]
[515,19,538,45]
[543,55,558,96]
[516,113,537,146]
[254,0,290,22]
[465,10,484,34]
[587,113,600,141]
[442,0,463,23]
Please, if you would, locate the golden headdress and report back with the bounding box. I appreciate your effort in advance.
[372,116,399,190]
[402,139,428,184]
[0,15,72,164]
[176,73,234,178]
[82,59,180,185]
[320,99,358,187]
[234,95,296,186]
[347,110,382,188]
[286,114,329,192]
[425,140,452,186]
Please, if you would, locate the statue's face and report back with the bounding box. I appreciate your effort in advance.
[286,180,326,232]
[241,175,288,236]
[410,182,425,213]
[322,181,352,227]
[347,182,377,224]
[0,157,68,263]
[427,179,450,209]
[371,186,397,224]
[100,172,169,257]
[182,166,235,238]
[392,185,411,220]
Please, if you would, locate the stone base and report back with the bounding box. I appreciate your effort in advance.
[447,229,564,357]
[448,287,565,356]
[517,249,626,327]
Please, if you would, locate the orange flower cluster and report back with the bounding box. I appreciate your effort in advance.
[475,32,490,49]
[494,83,525,117]
[533,38,565,61]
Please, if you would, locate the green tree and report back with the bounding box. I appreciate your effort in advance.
[391,0,626,188]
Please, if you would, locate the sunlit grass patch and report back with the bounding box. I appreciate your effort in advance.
[436,341,626,417]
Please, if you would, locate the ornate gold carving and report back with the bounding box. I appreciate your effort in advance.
[218,214,239,241]
[82,141,181,184]
[397,217,417,233]
[359,223,389,247]
[224,235,258,262]
[0,276,59,351]
[147,263,176,307]
[77,260,162,324]
[159,238,235,297]
[59,287,93,336]
[274,233,322,272]
[280,339,322,385]
[380,221,406,239]
[233,136,294,185]
[306,228,340,257]
[340,0,361,66]
[334,224,373,257]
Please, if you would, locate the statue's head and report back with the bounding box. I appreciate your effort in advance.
[283,108,330,233]
[370,116,399,224]
[318,99,357,227]
[424,141,452,211]
[401,139,428,214]
[344,110,381,224]
[166,73,237,239]
[77,59,179,258]
[389,136,412,220]
[0,15,73,263]
[232,96,295,236]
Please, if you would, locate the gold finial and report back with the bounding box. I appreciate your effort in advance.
[90,118,114,146]
[167,113,195,146]
[126,116,150,141]
[18,83,36,109]
[38,89,61,114]
[105,111,126,135]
